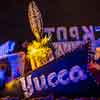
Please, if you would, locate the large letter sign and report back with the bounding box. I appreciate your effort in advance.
[18,46,98,99]
[19,65,89,98]
[0,46,98,99]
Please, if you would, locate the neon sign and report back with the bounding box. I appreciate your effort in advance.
[20,65,87,98]
[44,25,95,41]
[0,41,15,57]
[2,47,98,98]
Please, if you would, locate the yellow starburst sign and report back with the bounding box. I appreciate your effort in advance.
[27,1,54,71]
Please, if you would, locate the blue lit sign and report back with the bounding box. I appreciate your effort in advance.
[0,41,15,57]
[0,45,98,98]
[95,26,100,32]
[18,46,97,98]
[0,70,5,88]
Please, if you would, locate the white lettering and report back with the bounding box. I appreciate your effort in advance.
[56,27,67,41]
[69,26,79,40]
[69,65,86,82]
[82,25,95,41]
[20,75,34,98]
[33,75,48,91]
[43,25,95,41]
[58,69,69,85]
[20,65,87,98]
[44,27,55,37]
[48,72,59,87]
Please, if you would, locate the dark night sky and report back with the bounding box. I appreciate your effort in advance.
[0,0,100,44]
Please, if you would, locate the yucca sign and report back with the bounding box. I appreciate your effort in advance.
[20,65,87,98]
[17,47,97,98]
[1,44,98,98]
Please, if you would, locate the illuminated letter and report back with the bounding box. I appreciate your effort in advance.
[52,43,65,58]
[44,27,55,37]
[69,65,87,83]
[58,69,70,85]
[69,26,79,40]
[82,25,95,41]
[33,75,47,91]
[48,72,59,87]
[8,41,15,52]
[0,41,15,56]
[20,75,34,98]
[56,27,67,41]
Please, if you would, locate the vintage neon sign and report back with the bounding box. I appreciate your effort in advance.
[20,65,87,98]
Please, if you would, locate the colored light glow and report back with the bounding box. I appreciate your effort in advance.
[27,1,54,71]
[28,1,43,41]
[20,65,87,98]
[7,52,25,80]
[95,26,100,32]
[0,41,15,57]
[27,36,52,71]
[5,80,17,91]
[0,70,5,79]
[0,71,5,87]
